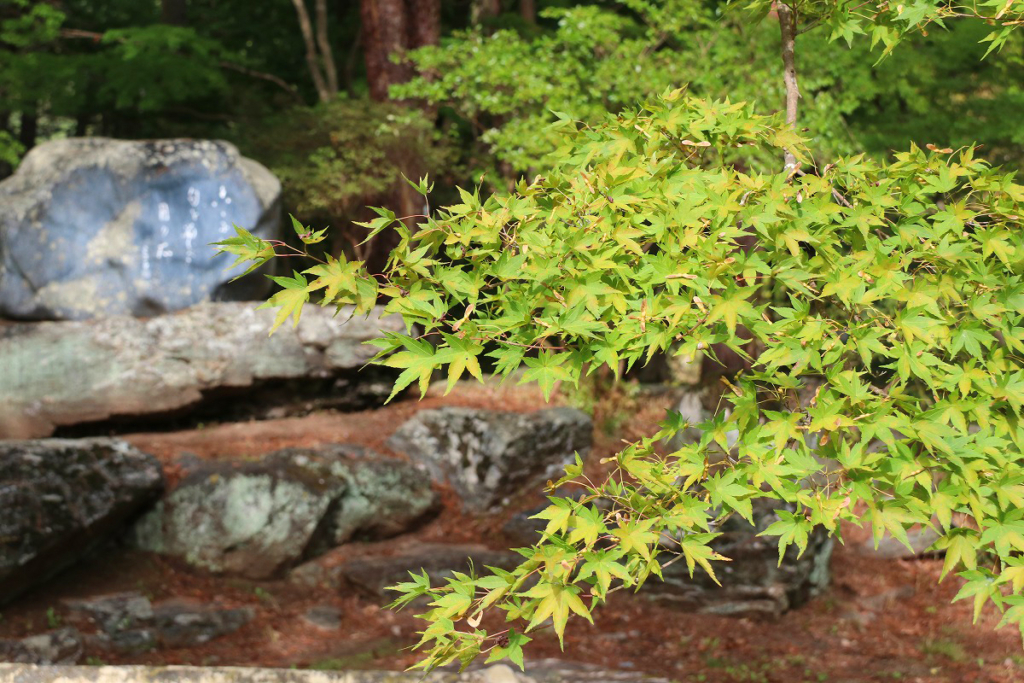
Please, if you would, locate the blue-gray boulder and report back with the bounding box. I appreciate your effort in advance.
[0,138,281,320]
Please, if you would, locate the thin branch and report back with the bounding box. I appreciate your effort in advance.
[290,0,332,102]
[314,0,340,95]
[217,61,303,102]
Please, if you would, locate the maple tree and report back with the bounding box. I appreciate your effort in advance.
[218,0,1024,671]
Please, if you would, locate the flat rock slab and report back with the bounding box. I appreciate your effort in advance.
[0,663,671,683]
[0,303,402,438]
[0,439,163,605]
[0,137,280,321]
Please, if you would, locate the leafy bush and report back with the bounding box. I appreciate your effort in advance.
[394,1,1024,179]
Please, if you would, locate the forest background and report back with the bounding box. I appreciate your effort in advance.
[5,0,1023,269]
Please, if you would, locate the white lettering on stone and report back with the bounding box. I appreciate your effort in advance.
[219,185,227,200]
[141,244,151,280]
[158,202,171,222]
[219,220,230,234]
[156,242,173,259]
[187,187,201,207]
[189,208,199,221]
[183,222,197,265]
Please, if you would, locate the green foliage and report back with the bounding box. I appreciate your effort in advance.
[216,0,1024,674]
[0,131,23,168]
[224,85,1024,668]
[395,0,1024,180]
[97,26,229,112]
[235,98,454,228]
[394,2,792,175]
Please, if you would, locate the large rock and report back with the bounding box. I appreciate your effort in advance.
[0,138,280,321]
[386,407,592,511]
[0,664,672,683]
[132,446,439,579]
[0,439,164,604]
[0,303,403,439]
[646,500,833,616]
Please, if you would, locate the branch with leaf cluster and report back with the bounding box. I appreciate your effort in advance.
[218,82,1024,669]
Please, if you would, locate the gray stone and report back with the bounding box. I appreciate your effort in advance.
[862,527,942,560]
[150,600,254,647]
[0,303,403,438]
[132,446,438,579]
[0,663,671,683]
[0,439,164,605]
[302,606,343,631]
[65,592,251,652]
[0,629,83,665]
[339,543,522,599]
[386,407,592,511]
[0,137,280,321]
[64,592,154,634]
[271,445,439,553]
[645,499,833,616]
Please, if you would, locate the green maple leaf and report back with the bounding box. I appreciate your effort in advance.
[258,271,310,333]
[213,225,276,280]
[707,289,758,337]
[678,533,727,584]
[611,518,658,561]
[519,351,574,400]
[576,549,630,598]
[568,505,606,548]
[530,497,575,536]
[761,510,811,563]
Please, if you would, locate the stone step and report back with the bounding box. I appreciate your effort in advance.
[0,663,672,683]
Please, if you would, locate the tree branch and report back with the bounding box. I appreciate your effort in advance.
[290,0,332,102]
[217,61,303,102]
[314,0,339,95]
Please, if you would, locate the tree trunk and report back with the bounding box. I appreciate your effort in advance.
[74,112,90,137]
[291,0,333,103]
[777,3,800,171]
[18,107,37,151]
[161,0,188,26]
[406,0,441,50]
[360,0,410,102]
[520,0,536,23]
[471,0,501,24]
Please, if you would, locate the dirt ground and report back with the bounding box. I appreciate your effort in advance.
[3,381,1023,683]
